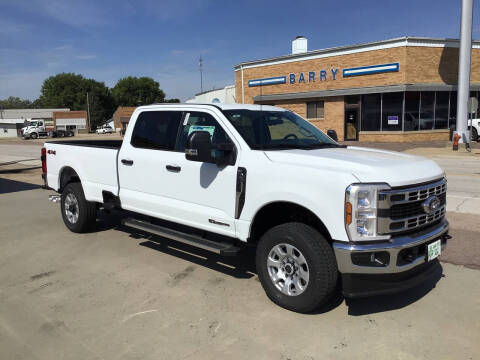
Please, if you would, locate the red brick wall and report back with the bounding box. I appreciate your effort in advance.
[53,111,88,131]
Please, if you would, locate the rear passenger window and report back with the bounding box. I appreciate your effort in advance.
[131,111,182,150]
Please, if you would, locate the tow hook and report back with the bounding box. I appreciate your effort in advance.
[49,195,61,203]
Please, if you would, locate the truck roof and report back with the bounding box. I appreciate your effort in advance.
[136,103,286,112]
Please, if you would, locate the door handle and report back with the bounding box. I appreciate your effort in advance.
[121,159,134,166]
[166,165,181,172]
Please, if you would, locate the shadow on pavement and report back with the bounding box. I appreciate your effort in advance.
[0,178,42,194]
[139,239,257,279]
[99,210,257,280]
[345,263,443,316]
[94,210,442,315]
[0,166,41,174]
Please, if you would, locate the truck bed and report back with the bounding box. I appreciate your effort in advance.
[45,140,122,202]
[46,139,123,149]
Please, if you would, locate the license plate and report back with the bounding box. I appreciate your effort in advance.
[427,239,442,261]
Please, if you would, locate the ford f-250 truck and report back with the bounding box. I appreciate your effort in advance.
[42,104,449,313]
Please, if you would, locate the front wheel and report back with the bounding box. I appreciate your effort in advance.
[256,222,338,313]
[30,132,38,140]
[473,127,478,141]
[60,182,97,233]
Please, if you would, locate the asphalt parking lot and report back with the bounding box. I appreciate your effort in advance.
[0,138,479,359]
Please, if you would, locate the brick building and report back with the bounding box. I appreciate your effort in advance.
[53,110,88,134]
[234,36,480,142]
[113,106,137,133]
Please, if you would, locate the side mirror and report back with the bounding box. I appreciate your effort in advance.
[185,131,212,162]
[213,143,235,167]
[327,129,338,142]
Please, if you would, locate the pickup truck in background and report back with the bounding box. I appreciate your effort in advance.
[42,104,449,313]
[468,118,480,141]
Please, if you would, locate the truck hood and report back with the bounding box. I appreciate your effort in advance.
[264,146,444,187]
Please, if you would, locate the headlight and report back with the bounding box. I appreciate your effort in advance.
[345,183,391,242]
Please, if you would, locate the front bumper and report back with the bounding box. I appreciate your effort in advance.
[333,220,449,297]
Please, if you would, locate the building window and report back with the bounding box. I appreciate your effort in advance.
[435,92,449,129]
[306,101,324,119]
[420,92,435,130]
[3,128,7,133]
[404,92,420,131]
[449,92,457,128]
[361,94,381,131]
[382,92,403,131]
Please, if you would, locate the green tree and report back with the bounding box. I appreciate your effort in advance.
[112,76,165,106]
[164,98,180,103]
[38,73,116,128]
[0,96,33,109]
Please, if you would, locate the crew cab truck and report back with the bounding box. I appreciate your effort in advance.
[42,104,449,313]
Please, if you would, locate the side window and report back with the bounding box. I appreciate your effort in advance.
[131,111,182,150]
[177,112,231,152]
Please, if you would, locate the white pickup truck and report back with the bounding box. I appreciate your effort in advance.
[468,118,480,141]
[42,104,449,313]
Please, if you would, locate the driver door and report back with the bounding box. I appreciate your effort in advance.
[165,111,239,236]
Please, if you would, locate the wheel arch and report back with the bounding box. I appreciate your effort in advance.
[58,166,81,193]
[248,201,332,245]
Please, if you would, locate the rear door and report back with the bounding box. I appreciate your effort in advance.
[118,110,184,219]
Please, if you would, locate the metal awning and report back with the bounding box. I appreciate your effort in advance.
[253,83,480,102]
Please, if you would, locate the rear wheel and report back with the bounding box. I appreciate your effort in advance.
[60,182,97,233]
[256,222,338,313]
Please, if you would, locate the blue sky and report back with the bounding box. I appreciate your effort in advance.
[0,0,478,101]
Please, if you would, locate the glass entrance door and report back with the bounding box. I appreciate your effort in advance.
[345,109,359,141]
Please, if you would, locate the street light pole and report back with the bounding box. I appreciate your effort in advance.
[86,92,91,132]
[455,0,474,144]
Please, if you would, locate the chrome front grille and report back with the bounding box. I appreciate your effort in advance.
[377,178,447,235]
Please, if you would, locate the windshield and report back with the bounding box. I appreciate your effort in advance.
[28,122,37,127]
[222,110,339,150]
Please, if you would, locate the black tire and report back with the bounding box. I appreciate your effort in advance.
[473,127,478,141]
[256,222,338,313]
[60,182,97,233]
[30,132,38,140]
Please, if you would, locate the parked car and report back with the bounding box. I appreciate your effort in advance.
[49,129,74,138]
[41,104,448,313]
[96,126,113,134]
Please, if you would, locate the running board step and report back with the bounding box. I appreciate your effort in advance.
[122,218,241,256]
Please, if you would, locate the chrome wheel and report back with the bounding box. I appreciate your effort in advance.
[64,193,79,224]
[267,243,309,296]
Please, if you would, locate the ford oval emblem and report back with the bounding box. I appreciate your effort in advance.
[423,195,441,214]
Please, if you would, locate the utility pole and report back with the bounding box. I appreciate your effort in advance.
[199,55,203,93]
[86,92,91,132]
[455,0,474,145]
